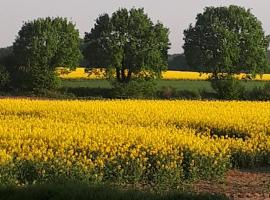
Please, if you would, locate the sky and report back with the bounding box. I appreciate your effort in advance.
[0,0,270,54]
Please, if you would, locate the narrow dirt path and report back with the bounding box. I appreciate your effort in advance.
[193,168,270,200]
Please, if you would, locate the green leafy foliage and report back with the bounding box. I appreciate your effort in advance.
[210,76,246,99]
[111,78,157,98]
[83,8,170,83]
[183,5,269,77]
[248,82,270,101]
[168,54,192,71]
[12,17,82,91]
[0,65,10,90]
[0,47,13,63]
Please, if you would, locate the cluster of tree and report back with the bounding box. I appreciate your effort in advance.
[0,8,169,92]
[2,48,269,73]
[168,51,270,72]
[0,46,12,61]
[167,54,188,71]
[0,5,269,95]
[2,51,270,74]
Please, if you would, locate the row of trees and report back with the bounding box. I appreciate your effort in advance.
[0,5,269,93]
[168,51,270,72]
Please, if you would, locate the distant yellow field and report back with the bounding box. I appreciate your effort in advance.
[57,67,106,79]
[162,71,211,80]
[57,67,270,81]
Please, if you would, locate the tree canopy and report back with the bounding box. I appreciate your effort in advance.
[183,5,269,78]
[0,46,13,62]
[12,17,82,91]
[83,8,170,82]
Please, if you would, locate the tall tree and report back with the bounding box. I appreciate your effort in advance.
[183,5,269,78]
[13,17,82,91]
[0,46,13,62]
[0,65,9,90]
[83,8,170,82]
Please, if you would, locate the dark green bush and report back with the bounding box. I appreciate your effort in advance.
[248,82,270,101]
[210,77,245,100]
[7,67,60,92]
[111,78,157,99]
[31,70,61,92]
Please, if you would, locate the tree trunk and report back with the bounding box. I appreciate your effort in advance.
[127,70,132,82]
[121,68,126,83]
[116,68,121,82]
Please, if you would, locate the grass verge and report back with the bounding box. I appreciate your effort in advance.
[0,183,229,200]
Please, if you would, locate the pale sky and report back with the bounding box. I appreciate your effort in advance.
[0,0,270,53]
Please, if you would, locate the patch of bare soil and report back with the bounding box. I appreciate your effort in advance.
[193,168,270,200]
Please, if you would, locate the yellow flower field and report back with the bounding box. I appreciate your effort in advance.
[57,67,270,81]
[0,99,269,186]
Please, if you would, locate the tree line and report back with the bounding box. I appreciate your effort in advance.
[1,48,270,72]
[168,52,270,72]
[0,5,269,97]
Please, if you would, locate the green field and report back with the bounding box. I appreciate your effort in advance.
[61,79,268,92]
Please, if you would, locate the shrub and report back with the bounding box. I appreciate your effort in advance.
[111,78,157,99]
[210,76,245,100]
[31,70,61,92]
[248,82,270,101]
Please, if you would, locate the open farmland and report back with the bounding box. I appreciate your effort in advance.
[1,2,270,199]
[59,69,270,99]
[61,79,267,93]
[0,99,270,191]
[58,67,270,81]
